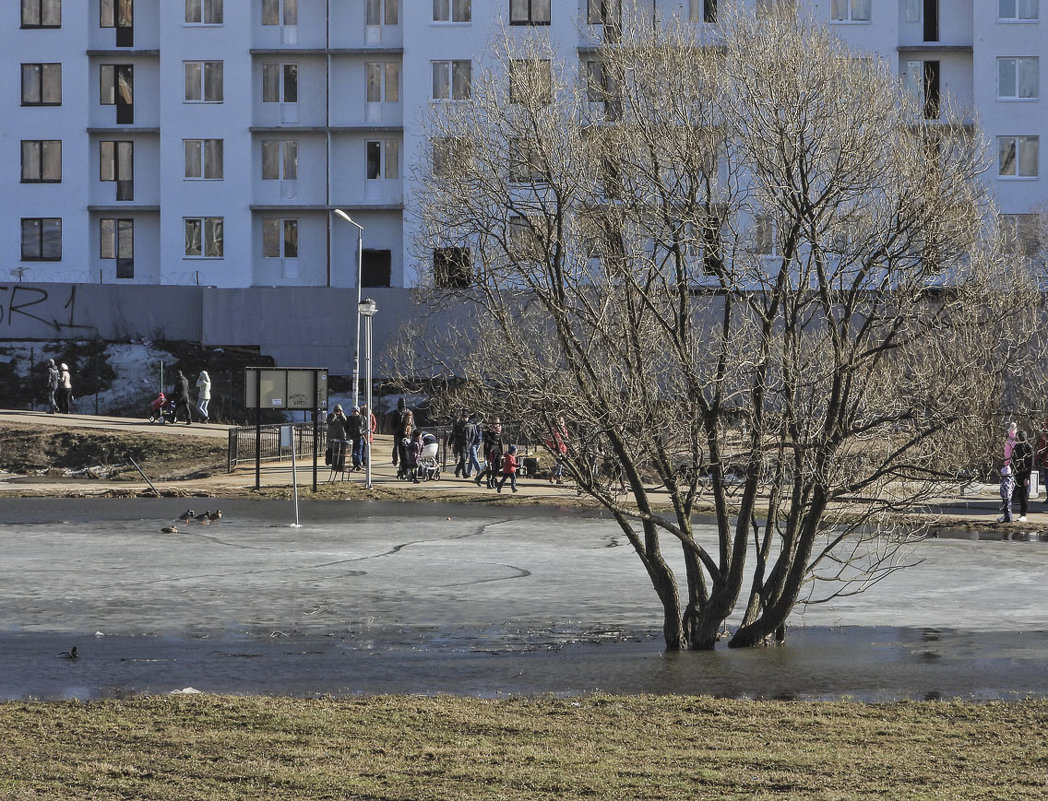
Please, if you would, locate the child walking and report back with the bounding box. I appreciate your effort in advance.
[497,445,519,493]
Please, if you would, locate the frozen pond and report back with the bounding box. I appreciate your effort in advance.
[1,498,1046,701]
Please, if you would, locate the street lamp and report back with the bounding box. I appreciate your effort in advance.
[358,297,377,490]
[333,209,364,407]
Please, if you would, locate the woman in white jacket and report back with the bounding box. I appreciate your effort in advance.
[195,370,212,422]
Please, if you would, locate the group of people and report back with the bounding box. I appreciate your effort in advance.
[998,421,1048,523]
[45,359,73,414]
[326,403,376,473]
[448,412,520,493]
[390,399,441,482]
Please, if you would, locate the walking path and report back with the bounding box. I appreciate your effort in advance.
[1,409,1044,533]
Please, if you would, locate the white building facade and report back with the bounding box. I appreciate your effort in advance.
[5,0,1045,292]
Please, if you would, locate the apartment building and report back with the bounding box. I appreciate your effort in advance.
[5,1,1045,300]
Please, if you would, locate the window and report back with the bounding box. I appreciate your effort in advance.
[905,60,940,119]
[510,59,552,104]
[904,0,921,22]
[21,140,61,182]
[509,137,543,182]
[999,0,1039,20]
[100,0,133,46]
[100,64,134,123]
[434,247,472,287]
[588,0,620,25]
[361,249,392,287]
[185,0,223,24]
[510,0,550,25]
[22,0,61,27]
[831,0,870,21]
[100,140,134,200]
[753,216,777,255]
[100,218,134,278]
[585,59,607,102]
[185,61,223,102]
[21,218,61,260]
[366,0,398,25]
[999,136,1039,177]
[262,140,298,180]
[21,63,61,105]
[923,0,939,40]
[998,57,1039,99]
[1001,214,1042,255]
[509,214,542,259]
[689,0,717,22]
[263,219,299,258]
[366,63,400,102]
[432,60,471,100]
[263,63,298,102]
[433,0,470,22]
[184,139,223,180]
[366,140,399,180]
[185,217,223,257]
[262,0,297,25]
[433,137,471,177]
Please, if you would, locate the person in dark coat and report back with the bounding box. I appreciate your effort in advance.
[46,359,60,413]
[475,417,504,489]
[451,411,469,477]
[1012,429,1034,522]
[172,371,193,425]
[346,406,364,471]
[327,404,350,473]
[391,397,408,468]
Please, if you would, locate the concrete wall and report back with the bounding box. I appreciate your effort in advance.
[0,282,434,376]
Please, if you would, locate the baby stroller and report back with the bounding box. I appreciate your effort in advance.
[148,392,177,424]
[416,433,441,481]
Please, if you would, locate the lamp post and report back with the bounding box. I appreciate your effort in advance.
[333,209,364,407]
[358,297,377,490]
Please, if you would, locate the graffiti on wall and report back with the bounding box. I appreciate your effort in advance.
[0,284,93,336]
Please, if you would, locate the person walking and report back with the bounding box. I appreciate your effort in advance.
[172,370,193,425]
[45,359,60,413]
[476,417,504,489]
[1012,429,1033,522]
[497,445,520,493]
[464,413,482,479]
[395,410,414,479]
[546,417,569,484]
[57,362,73,414]
[195,371,212,422]
[391,398,408,470]
[327,404,350,473]
[346,406,364,471]
[451,411,469,478]
[999,422,1017,524]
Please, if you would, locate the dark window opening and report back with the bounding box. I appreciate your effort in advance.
[923,0,938,42]
[361,248,392,287]
[434,247,473,288]
[923,60,940,119]
[705,0,718,23]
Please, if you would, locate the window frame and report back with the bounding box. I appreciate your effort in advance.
[262,0,298,26]
[21,63,62,106]
[262,139,299,180]
[998,0,1039,21]
[830,0,871,22]
[998,135,1040,178]
[433,246,473,288]
[366,0,399,26]
[433,0,471,23]
[21,139,62,183]
[431,59,471,101]
[184,217,224,258]
[510,59,552,105]
[100,217,134,278]
[366,139,400,180]
[997,56,1039,100]
[366,62,400,103]
[21,217,62,261]
[21,0,61,28]
[509,0,551,25]
[184,138,224,180]
[185,0,223,24]
[262,218,300,259]
[262,63,299,103]
[184,60,223,103]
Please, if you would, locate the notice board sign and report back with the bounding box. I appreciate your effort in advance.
[244,367,328,410]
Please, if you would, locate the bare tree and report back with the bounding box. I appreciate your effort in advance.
[403,6,1040,649]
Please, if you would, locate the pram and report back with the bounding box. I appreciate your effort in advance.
[416,434,441,481]
[148,392,177,424]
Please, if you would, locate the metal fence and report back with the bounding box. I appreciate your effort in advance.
[227,422,326,472]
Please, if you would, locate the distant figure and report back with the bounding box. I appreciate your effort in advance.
[391,398,409,468]
[346,406,364,471]
[497,445,519,494]
[1012,430,1033,522]
[45,358,60,413]
[195,370,212,422]
[56,362,73,414]
[172,371,193,425]
[327,404,350,472]
[999,422,1017,524]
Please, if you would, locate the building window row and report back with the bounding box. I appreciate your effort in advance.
[21,0,61,28]
[185,61,223,103]
[262,0,297,26]
[434,0,471,23]
[999,0,1039,21]
[831,0,870,22]
[21,140,61,183]
[185,0,224,25]
[999,135,1039,178]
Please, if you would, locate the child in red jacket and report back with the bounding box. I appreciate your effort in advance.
[497,445,519,493]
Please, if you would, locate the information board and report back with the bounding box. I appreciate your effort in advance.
[244,367,328,410]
